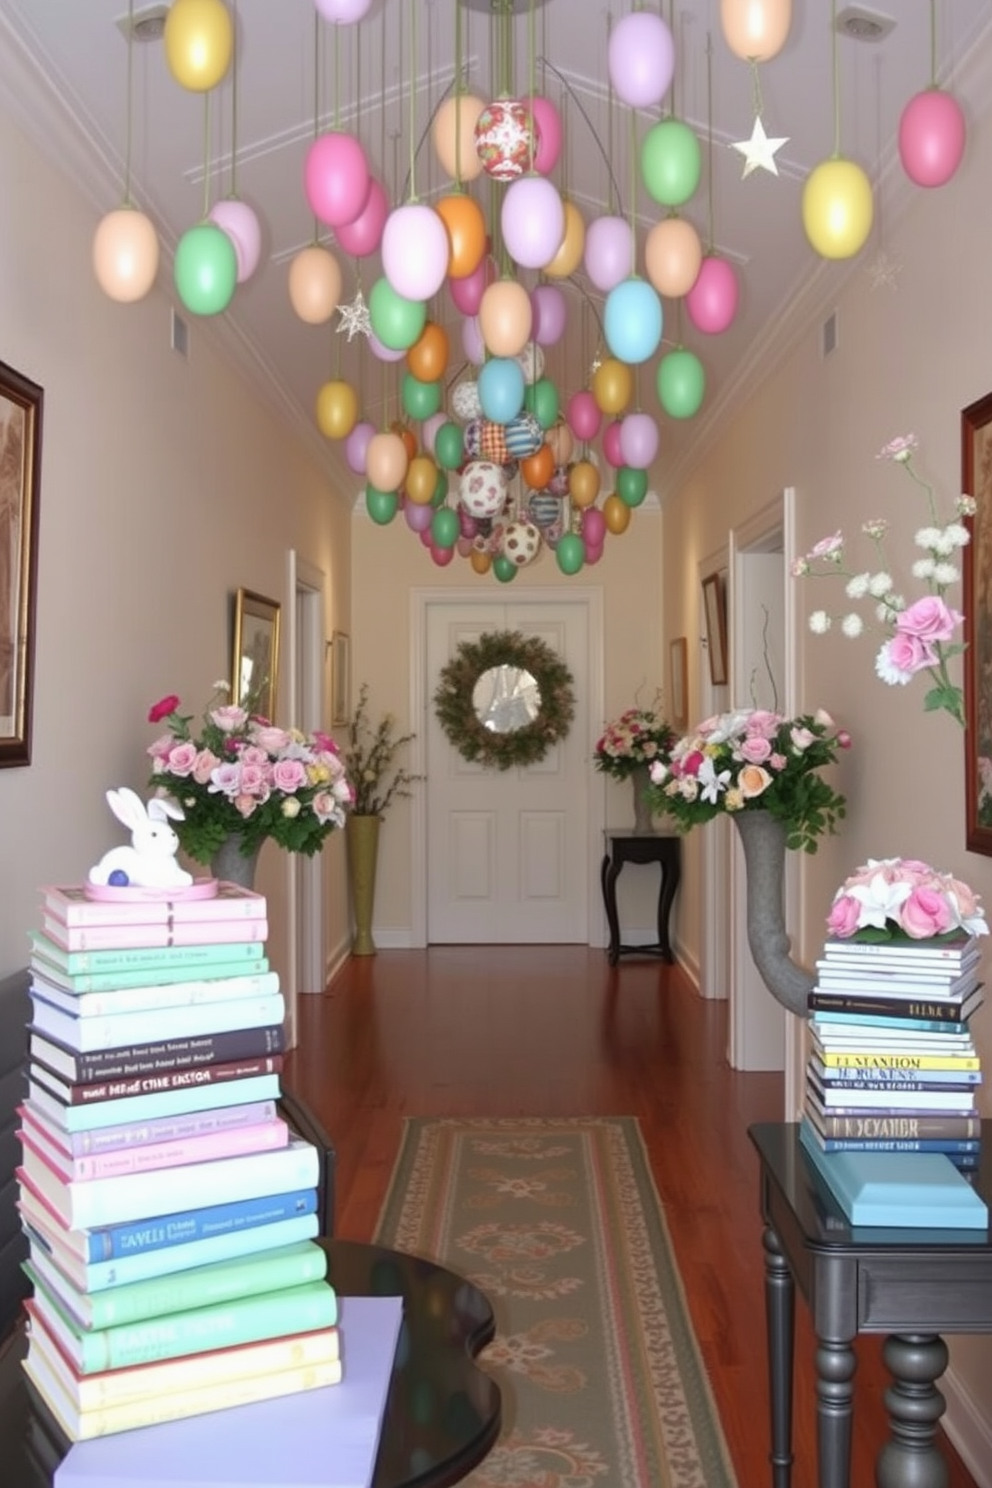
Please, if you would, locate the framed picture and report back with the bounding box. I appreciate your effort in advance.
[962,393,992,854]
[330,630,351,726]
[0,359,43,768]
[701,573,728,687]
[669,637,688,732]
[232,588,280,721]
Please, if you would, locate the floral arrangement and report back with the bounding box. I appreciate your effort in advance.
[646,707,850,853]
[593,704,676,781]
[342,682,421,816]
[147,683,353,864]
[792,434,972,726]
[826,858,989,943]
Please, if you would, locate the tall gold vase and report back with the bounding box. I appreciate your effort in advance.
[346,814,381,956]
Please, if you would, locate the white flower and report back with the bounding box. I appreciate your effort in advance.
[875,642,914,686]
[957,494,977,517]
[847,872,913,929]
[912,557,936,580]
[845,573,871,599]
[867,571,893,597]
[841,613,863,637]
[808,610,831,634]
[943,522,970,548]
[915,526,943,550]
[697,756,732,804]
[933,563,960,586]
[212,679,231,693]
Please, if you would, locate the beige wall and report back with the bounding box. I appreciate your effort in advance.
[0,108,352,986]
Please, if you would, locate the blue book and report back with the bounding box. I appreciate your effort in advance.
[810,1136,980,1158]
[799,1119,988,1228]
[811,1009,972,1036]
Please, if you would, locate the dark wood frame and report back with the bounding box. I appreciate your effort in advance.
[0,359,43,768]
[701,573,728,687]
[232,587,280,721]
[962,392,992,855]
[669,636,688,731]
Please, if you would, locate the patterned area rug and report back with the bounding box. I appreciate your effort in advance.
[374,1116,738,1488]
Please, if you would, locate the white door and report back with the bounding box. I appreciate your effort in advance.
[425,600,590,943]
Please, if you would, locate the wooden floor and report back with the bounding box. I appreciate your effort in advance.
[283,946,980,1488]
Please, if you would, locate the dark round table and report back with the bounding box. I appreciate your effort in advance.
[0,1238,502,1488]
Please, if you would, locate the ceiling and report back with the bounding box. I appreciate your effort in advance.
[1,0,990,505]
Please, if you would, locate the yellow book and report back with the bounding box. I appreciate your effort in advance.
[24,1330,342,1441]
[818,1050,981,1071]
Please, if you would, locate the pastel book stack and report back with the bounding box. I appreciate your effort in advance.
[16,880,341,1443]
[802,928,987,1220]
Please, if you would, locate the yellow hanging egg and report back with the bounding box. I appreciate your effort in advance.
[164,0,233,92]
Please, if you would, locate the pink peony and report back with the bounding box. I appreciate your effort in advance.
[738,735,772,764]
[210,705,250,733]
[900,886,954,939]
[252,725,293,754]
[193,749,220,785]
[826,894,862,938]
[148,695,180,724]
[745,710,781,740]
[895,596,963,644]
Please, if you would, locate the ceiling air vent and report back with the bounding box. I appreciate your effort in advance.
[835,7,895,43]
[822,311,838,359]
[115,5,169,44]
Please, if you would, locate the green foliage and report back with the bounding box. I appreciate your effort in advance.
[342,683,421,817]
[433,631,575,771]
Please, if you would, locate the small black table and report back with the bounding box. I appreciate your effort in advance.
[748,1121,992,1488]
[600,830,681,965]
[0,1238,501,1488]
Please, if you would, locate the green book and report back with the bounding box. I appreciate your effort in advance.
[28,1270,338,1373]
[30,956,271,995]
[30,931,266,976]
[24,1239,330,1331]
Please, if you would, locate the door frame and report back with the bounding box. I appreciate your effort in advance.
[409,587,605,948]
[698,546,730,1001]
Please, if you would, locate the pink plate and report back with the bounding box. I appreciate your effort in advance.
[83,878,219,903]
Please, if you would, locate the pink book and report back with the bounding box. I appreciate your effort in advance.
[41,914,269,953]
[42,884,267,928]
[19,1112,290,1182]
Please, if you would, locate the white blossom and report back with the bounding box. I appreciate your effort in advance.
[808,610,831,634]
[841,613,863,637]
[915,526,943,550]
[845,572,871,599]
[934,562,960,586]
[867,571,893,597]
[912,557,936,580]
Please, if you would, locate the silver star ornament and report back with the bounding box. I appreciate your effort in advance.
[731,116,789,178]
[336,288,372,341]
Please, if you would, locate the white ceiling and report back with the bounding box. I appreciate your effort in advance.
[1,0,990,502]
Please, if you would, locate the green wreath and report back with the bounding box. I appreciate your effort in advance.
[433,630,576,771]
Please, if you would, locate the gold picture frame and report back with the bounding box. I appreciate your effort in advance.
[962,392,992,854]
[669,637,688,732]
[330,630,351,726]
[0,359,43,768]
[701,573,728,686]
[232,588,280,721]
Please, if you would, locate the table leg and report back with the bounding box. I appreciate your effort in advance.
[763,1225,795,1488]
[655,854,680,962]
[815,1335,857,1488]
[601,852,621,966]
[876,1334,949,1488]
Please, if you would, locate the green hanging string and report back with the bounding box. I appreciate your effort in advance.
[408,0,417,199]
[749,60,764,125]
[704,31,715,253]
[606,13,616,216]
[929,0,938,87]
[628,108,637,277]
[528,0,537,174]
[831,0,841,158]
[454,0,464,189]
[229,0,239,197]
[667,0,676,120]
[311,7,320,243]
[123,0,135,205]
[201,93,211,220]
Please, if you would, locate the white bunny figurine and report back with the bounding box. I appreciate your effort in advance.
[87,787,194,889]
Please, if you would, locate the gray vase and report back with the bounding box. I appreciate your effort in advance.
[631,764,655,834]
[732,810,814,1018]
[210,833,262,890]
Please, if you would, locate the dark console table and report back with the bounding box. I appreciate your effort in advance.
[0,1237,501,1488]
[600,830,681,965]
[748,1121,992,1488]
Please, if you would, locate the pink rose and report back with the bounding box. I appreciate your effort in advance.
[272,758,307,793]
[193,748,220,784]
[210,705,249,733]
[745,710,781,740]
[146,732,174,762]
[769,752,788,771]
[252,725,292,753]
[209,762,241,796]
[739,736,772,764]
[165,741,198,777]
[826,894,861,938]
[896,596,963,643]
[900,887,954,939]
[234,794,259,819]
[239,763,269,796]
[884,632,938,677]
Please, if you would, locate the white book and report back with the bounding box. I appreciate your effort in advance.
[31,968,281,1019]
[18,1135,320,1230]
[28,990,286,1053]
[808,1080,977,1112]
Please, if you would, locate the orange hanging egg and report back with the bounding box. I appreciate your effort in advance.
[391,421,419,463]
[603,492,631,534]
[470,547,493,575]
[407,322,450,383]
[435,193,487,279]
[521,442,555,490]
[544,201,585,279]
[569,460,601,508]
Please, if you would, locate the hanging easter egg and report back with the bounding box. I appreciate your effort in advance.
[556,532,585,576]
[433,469,450,506]
[657,348,706,419]
[525,377,560,430]
[584,540,605,566]
[462,314,486,366]
[164,0,233,91]
[431,506,460,549]
[515,343,545,385]
[92,208,159,303]
[334,176,389,257]
[406,455,439,506]
[345,419,375,475]
[393,422,418,463]
[544,200,586,278]
[530,95,563,174]
[433,94,486,182]
[493,554,518,583]
[208,198,261,282]
[365,485,399,525]
[432,542,457,568]
[474,99,536,181]
[471,548,493,576]
[436,422,465,470]
[604,492,632,534]
[567,389,602,442]
[502,521,542,567]
[316,0,374,20]
[501,176,566,270]
[288,244,341,324]
[368,331,406,363]
[529,490,562,529]
[530,283,567,346]
[316,379,358,440]
[407,322,450,384]
[603,419,625,468]
[463,418,483,459]
[174,222,237,316]
[305,132,371,228]
[619,412,659,470]
[546,421,574,466]
[459,507,479,539]
[382,202,450,301]
[479,420,510,466]
[720,0,792,62]
[449,250,496,315]
[436,193,487,278]
[365,430,409,493]
[584,215,635,294]
[608,10,674,109]
[505,412,544,460]
[592,358,633,416]
[583,507,607,548]
[802,157,873,259]
[604,278,663,364]
[569,460,601,509]
[898,89,966,188]
[402,373,442,422]
[451,380,482,423]
[521,443,555,490]
[405,499,434,534]
[641,119,702,207]
[644,217,703,298]
[479,279,533,357]
[685,255,739,333]
[421,411,446,459]
[548,464,570,497]
[617,465,649,506]
[369,276,427,349]
[460,460,506,518]
[479,356,526,423]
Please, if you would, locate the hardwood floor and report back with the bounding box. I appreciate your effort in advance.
[283,946,980,1488]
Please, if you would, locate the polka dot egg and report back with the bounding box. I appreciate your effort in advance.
[501,519,542,566]
[460,459,506,518]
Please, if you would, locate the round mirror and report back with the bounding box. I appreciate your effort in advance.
[472,664,541,734]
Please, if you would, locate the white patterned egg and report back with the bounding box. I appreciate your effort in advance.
[451,379,482,422]
[515,343,545,385]
[460,460,506,518]
[501,519,542,567]
[548,463,570,497]
[463,418,483,459]
[474,99,535,182]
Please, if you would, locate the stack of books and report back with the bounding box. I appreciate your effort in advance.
[15,881,341,1442]
[801,929,986,1221]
